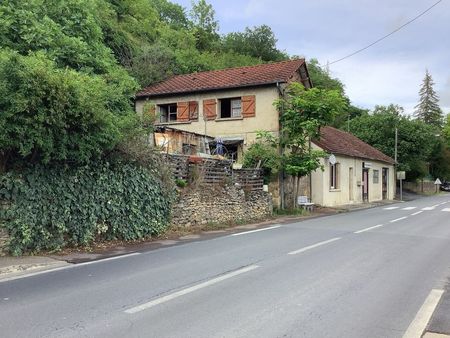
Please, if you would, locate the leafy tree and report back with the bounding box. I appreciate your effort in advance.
[276,83,347,207]
[443,113,450,146]
[150,0,190,29]
[414,69,444,129]
[222,25,288,62]
[348,106,437,180]
[189,0,219,50]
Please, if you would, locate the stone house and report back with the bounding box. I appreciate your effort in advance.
[135,59,312,163]
[311,126,396,206]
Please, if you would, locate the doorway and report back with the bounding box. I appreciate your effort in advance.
[362,167,369,202]
[382,168,389,200]
[349,167,354,201]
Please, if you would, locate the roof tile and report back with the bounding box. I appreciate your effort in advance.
[313,126,395,164]
[137,59,305,97]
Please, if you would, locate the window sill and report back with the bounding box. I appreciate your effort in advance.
[215,117,244,122]
[156,121,192,126]
[329,188,341,192]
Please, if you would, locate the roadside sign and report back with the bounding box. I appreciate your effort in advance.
[397,171,405,180]
[434,178,442,185]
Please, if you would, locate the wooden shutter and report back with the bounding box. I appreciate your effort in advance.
[177,101,189,122]
[242,95,256,118]
[189,101,198,120]
[203,99,217,120]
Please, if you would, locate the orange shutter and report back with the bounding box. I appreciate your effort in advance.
[203,99,217,120]
[189,101,198,120]
[242,95,256,118]
[177,102,189,122]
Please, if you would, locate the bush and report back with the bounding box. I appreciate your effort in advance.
[0,158,174,255]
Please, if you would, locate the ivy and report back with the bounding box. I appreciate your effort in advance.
[0,160,173,255]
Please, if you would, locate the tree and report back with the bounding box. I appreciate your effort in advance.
[189,0,219,50]
[276,83,347,207]
[222,25,287,62]
[349,106,438,180]
[414,70,444,129]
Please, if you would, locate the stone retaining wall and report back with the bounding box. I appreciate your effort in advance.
[170,184,272,227]
[403,181,438,194]
[0,200,10,255]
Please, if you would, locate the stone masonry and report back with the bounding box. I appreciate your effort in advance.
[170,184,273,227]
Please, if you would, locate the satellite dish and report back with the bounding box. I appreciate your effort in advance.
[329,154,336,165]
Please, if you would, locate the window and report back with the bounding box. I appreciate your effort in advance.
[373,170,379,184]
[219,98,241,118]
[330,163,340,189]
[159,103,177,123]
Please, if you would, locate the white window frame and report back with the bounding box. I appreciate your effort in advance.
[159,103,177,123]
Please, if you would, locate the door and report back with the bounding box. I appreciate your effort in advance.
[349,167,354,201]
[382,168,389,200]
[362,168,369,202]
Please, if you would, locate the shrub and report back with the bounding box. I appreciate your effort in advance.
[0,158,174,255]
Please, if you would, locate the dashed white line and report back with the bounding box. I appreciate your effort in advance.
[124,265,260,314]
[402,289,444,338]
[288,237,341,255]
[384,206,400,210]
[411,211,423,216]
[422,207,435,211]
[402,207,417,210]
[442,208,450,212]
[390,216,407,223]
[231,225,281,237]
[354,224,384,234]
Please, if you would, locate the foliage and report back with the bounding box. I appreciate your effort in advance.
[414,69,444,129]
[0,159,174,255]
[348,106,438,180]
[175,178,188,188]
[0,50,138,166]
[189,0,220,50]
[222,25,288,62]
[243,132,281,182]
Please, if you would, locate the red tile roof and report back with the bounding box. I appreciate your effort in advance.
[137,59,306,97]
[313,126,395,164]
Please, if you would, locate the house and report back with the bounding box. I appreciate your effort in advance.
[135,59,312,163]
[311,126,396,206]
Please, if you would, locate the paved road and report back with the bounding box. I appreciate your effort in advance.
[1,194,450,338]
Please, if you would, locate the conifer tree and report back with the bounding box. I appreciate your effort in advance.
[414,70,443,129]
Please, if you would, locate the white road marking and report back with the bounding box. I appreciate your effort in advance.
[0,252,141,283]
[124,265,260,314]
[411,211,423,216]
[422,207,435,211]
[390,216,407,223]
[442,208,450,212]
[288,237,341,255]
[231,225,281,237]
[402,289,444,338]
[354,224,384,234]
[384,206,400,210]
[402,207,417,210]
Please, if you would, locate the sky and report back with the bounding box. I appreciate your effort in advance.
[173,0,450,115]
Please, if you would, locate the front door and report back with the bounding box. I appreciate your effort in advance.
[362,168,369,202]
[382,168,389,200]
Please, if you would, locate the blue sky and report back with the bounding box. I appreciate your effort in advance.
[173,0,450,115]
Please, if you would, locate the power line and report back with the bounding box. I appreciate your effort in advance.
[329,0,444,65]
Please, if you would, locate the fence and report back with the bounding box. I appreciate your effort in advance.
[164,154,263,191]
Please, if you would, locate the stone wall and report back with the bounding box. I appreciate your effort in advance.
[170,184,272,227]
[403,181,438,194]
[0,200,10,255]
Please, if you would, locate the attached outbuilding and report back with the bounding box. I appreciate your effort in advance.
[311,127,396,207]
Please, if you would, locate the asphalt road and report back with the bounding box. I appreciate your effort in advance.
[1,194,450,338]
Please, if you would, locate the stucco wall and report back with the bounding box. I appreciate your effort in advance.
[311,151,395,207]
[135,86,280,157]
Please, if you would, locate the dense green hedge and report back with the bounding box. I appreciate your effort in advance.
[0,160,173,255]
